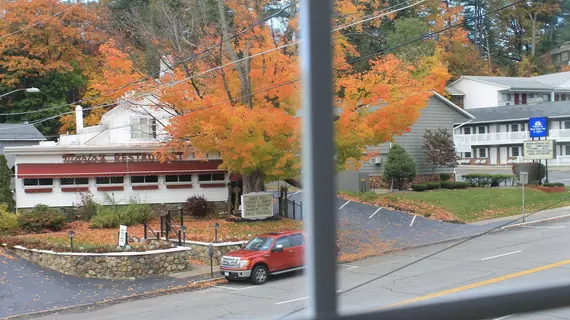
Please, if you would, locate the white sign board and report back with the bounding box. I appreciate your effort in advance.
[523,140,555,160]
[519,172,529,185]
[241,192,274,220]
[118,225,127,247]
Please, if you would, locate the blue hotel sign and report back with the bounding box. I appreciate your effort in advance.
[529,117,548,138]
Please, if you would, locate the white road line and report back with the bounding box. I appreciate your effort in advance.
[345,266,359,270]
[369,207,382,219]
[218,285,256,291]
[520,226,566,229]
[275,290,343,305]
[501,213,570,230]
[481,250,522,261]
[338,200,351,210]
[409,215,417,227]
[493,315,514,320]
[288,191,302,197]
[338,264,359,270]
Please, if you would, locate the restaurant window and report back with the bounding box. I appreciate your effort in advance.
[60,178,89,185]
[23,178,53,186]
[165,174,192,183]
[198,173,225,182]
[96,177,124,185]
[130,117,157,139]
[511,147,520,157]
[131,175,159,184]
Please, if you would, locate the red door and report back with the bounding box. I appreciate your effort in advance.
[522,93,527,104]
[269,236,295,272]
[514,93,520,105]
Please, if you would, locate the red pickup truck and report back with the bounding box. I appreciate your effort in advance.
[220,230,340,285]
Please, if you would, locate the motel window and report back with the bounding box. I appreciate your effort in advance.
[544,94,551,101]
[556,94,560,101]
[131,175,159,184]
[198,173,225,182]
[478,126,486,134]
[511,147,520,157]
[165,175,192,183]
[563,120,570,129]
[23,178,53,186]
[96,177,124,185]
[464,152,472,158]
[510,124,520,132]
[506,93,512,101]
[60,178,89,185]
[463,127,471,134]
[130,117,157,139]
[565,146,570,156]
[478,148,487,158]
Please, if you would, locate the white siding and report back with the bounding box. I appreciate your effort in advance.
[15,173,228,209]
[448,78,504,109]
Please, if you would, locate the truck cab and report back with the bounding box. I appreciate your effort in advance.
[220,230,340,285]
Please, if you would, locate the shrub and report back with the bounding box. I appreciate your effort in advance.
[462,173,493,187]
[441,181,457,189]
[555,182,565,187]
[0,204,18,235]
[75,192,98,221]
[425,182,441,190]
[383,144,416,190]
[543,183,556,187]
[184,194,208,217]
[18,204,66,233]
[0,155,14,212]
[411,184,427,192]
[455,181,468,189]
[439,173,451,181]
[90,201,152,228]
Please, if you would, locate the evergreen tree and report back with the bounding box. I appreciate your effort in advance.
[0,155,15,212]
[383,144,416,190]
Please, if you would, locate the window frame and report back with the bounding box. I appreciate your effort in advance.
[165,174,193,184]
[464,151,472,158]
[60,177,89,186]
[95,176,124,185]
[130,175,159,184]
[198,173,226,183]
[23,178,53,187]
[478,148,487,158]
[510,146,520,157]
[130,117,158,140]
[463,127,471,135]
[478,126,486,134]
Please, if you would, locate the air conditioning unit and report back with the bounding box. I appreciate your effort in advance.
[369,157,382,165]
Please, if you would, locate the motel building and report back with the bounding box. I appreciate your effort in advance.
[5,95,233,211]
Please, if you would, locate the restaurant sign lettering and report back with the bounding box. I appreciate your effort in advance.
[62,153,186,163]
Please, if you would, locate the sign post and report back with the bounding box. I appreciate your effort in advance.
[520,172,528,222]
[528,117,551,183]
[118,225,127,247]
[208,244,214,278]
[241,192,274,220]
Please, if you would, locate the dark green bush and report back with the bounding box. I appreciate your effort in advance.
[425,182,441,190]
[555,182,565,187]
[383,144,416,190]
[455,181,468,189]
[441,181,457,189]
[90,201,152,228]
[18,204,66,233]
[439,173,451,181]
[543,183,556,187]
[411,184,428,192]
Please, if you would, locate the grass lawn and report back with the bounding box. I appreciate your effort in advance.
[343,187,570,222]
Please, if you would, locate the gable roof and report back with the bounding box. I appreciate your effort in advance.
[431,91,475,119]
[457,101,570,124]
[0,123,45,141]
[448,72,570,91]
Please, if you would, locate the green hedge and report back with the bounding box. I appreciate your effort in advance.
[441,181,457,189]
[555,182,565,187]
[462,173,516,187]
[543,183,565,187]
[455,181,468,189]
[425,182,441,190]
[439,173,451,181]
[411,184,428,192]
[18,205,66,233]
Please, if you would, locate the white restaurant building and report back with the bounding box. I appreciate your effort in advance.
[5,95,232,210]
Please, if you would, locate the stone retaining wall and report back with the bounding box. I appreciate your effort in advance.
[8,246,192,280]
[186,241,246,265]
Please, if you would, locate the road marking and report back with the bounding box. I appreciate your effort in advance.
[520,226,566,229]
[338,200,351,210]
[378,258,570,310]
[369,207,382,219]
[501,213,570,230]
[275,290,343,305]
[409,215,417,227]
[218,285,256,291]
[288,191,302,197]
[338,264,359,270]
[493,315,514,320]
[481,250,522,261]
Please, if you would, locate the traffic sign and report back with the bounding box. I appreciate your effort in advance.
[529,117,548,137]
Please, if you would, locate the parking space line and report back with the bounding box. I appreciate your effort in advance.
[369,207,382,219]
[520,226,566,229]
[275,290,343,305]
[481,250,522,261]
[409,215,417,227]
[338,200,351,210]
[338,264,359,270]
[218,285,256,291]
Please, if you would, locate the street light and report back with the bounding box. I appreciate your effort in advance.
[213,223,219,243]
[68,230,75,251]
[0,87,41,99]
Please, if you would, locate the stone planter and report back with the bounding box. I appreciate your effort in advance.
[184,241,247,265]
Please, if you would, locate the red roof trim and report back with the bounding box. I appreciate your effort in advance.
[17,160,224,178]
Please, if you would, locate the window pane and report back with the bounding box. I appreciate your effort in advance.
[479,148,486,158]
[564,120,570,129]
[463,127,471,134]
[145,175,158,183]
[165,175,178,182]
[465,152,472,158]
[511,124,519,132]
[289,234,305,246]
[566,146,570,156]
[274,236,291,249]
[198,174,211,182]
[76,178,89,185]
[60,178,75,185]
[110,176,124,184]
[130,118,140,139]
[131,176,145,184]
[96,177,109,184]
[212,173,225,181]
[23,178,38,186]
[179,174,192,182]
[39,178,53,186]
[478,127,486,134]
[512,147,520,157]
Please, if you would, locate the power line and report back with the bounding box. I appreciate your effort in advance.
[0,2,80,40]
[0,0,414,118]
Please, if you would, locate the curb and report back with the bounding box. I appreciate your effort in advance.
[2,276,225,320]
[499,213,570,230]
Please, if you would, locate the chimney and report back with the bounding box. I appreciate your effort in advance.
[75,105,84,132]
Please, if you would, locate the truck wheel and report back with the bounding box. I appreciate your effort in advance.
[251,265,268,285]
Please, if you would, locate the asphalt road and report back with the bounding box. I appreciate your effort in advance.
[34,217,570,320]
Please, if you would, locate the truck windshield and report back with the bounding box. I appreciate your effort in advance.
[244,236,273,251]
